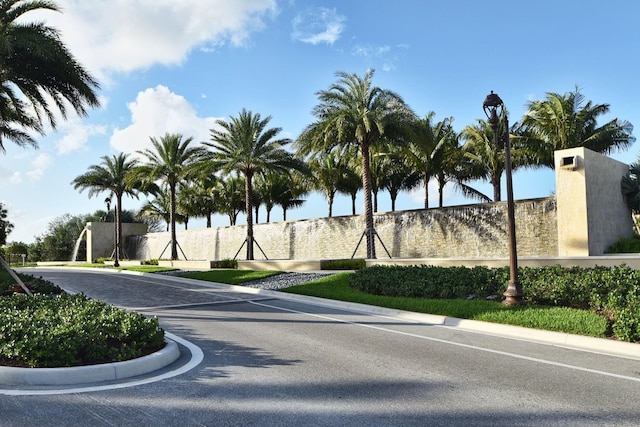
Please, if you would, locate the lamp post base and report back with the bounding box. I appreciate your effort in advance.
[502,281,524,306]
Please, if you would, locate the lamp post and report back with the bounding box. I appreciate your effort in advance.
[104,196,119,267]
[483,91,523,305]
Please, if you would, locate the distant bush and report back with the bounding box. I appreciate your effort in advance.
[606,235,640,253]
[321,258,366,270]
[349,264,640,342]
[142,259,159,265]
[211,259,238,269]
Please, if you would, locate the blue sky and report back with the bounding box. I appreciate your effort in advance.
[2,0,640,244]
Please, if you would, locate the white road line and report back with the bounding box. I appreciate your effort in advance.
[0,332,204,396]
[249,300,640,384]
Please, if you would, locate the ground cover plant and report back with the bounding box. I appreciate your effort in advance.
[0,270,165,367]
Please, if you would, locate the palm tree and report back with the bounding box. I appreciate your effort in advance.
[138,190,185,232]
[306,150,350,217]
[295,69,416,258]
[206,109,305,260]
[405,112,455,209]
[0,0,100,152]
[276,170,308,221]
[377,144,422,211]
[71,153,143,266]
[461,113,532,202]
[137,133,206,260]
[212,175,245,226]
[520,87,635,168]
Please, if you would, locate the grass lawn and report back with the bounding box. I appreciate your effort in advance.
[279,273,608,337]
[179,269,283,285]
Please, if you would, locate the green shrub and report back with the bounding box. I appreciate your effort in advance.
[211,259,238,269]
[142,259,159,265]
[0,293,164,367]
[349,265,503,299]
[348,264,640,342]
[321,258,366,270]
[606,236,640,253]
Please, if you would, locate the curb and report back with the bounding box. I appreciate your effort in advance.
[0,338,180,386]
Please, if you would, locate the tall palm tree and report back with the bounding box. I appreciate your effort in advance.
[206,109,305,260]
[0,0,100,152]
[295,69,416,258]
[520,87,635,168]
[71,153,142,266]
[137,133,206,260]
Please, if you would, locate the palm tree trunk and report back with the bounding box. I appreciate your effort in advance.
[283,207,288,221]
[351,193,357,215]
[390,190,398,211]
[492,175,502,202]
[328,192,334,217]
[423,174,430,209]
[170,182,178,260]
[361,141,376,259]
[115,193,122,266]
[373,190,378,213]
[245,172,254,260]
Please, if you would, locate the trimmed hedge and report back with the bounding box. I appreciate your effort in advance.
[0,271,65,296]
[350,264,640,342]
[0,293,165,368]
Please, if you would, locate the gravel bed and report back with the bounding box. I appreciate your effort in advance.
[161,270,334,291]
[242,272,335,290]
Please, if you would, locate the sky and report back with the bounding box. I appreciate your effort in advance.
[2,0,640,244]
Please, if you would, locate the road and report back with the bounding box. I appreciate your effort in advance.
[2,267,640,426]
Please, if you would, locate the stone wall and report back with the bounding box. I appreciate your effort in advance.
[129,197,558,261]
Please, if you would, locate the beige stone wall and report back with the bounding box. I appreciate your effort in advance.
[130,197,558,261]
[555,147,633,256]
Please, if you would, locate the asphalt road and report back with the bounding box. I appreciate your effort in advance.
[3,267,640,426]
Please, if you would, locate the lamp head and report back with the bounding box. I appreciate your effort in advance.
[483,90,503,130]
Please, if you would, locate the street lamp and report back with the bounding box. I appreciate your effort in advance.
[483,91,523,305]
[104,196,119,267]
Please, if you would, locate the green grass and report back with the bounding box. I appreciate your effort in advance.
[280,273,609,338]
[119,266,178,273]
[179,269,283,285]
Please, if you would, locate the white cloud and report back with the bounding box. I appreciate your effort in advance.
[0,165,22,185]
[292,7,346,45]
[26,154,53,181]
[29,0,279,81]
[110,85,222,155]
[352,43,408,71]
[56,121,108,155]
